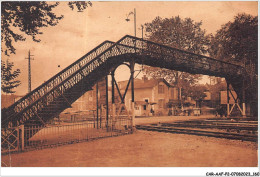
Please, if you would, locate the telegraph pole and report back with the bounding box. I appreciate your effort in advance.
[134,8,136,37]
[25,50,34,93]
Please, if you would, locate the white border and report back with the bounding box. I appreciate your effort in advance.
[1,167,259,176]
[1,0,259,177]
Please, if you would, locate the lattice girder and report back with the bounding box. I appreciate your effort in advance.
[1,35,245,128]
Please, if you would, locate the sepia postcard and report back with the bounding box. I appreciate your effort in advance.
[1,1,258,176]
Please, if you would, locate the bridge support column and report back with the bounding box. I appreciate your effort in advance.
[242,78,246,117]
[96,82,99,129]
[226,82,230,117]
[111,63,135,131]
[226,80,245,117]
[130,59,135,132]
[242,103,246,117]
[111,72,116,130]
[105,76,109,128]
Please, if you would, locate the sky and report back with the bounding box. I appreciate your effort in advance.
[1,1,258,95]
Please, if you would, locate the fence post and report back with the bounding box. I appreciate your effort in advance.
[16,126,20,151]
[21,125,25,151]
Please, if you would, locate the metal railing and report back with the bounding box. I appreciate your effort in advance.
[2,116,131,153]
[1,40,114,128]
[1,127,20,154]
[2,35,245,129]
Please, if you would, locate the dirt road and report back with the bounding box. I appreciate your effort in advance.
[1,128,257,167]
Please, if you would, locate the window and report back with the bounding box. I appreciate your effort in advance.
[158,85,164,94]
[144,99,149,110]
[158,99,165,108]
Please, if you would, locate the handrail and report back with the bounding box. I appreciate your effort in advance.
[3,40,114,112]
[2,36,129,127]
[114,42,242,74]
[124,35,244,69]
[2,35,245,128]
[5,35,243,113]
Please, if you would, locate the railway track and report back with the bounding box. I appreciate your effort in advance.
[154,123,258,132]
[136,118,258,142]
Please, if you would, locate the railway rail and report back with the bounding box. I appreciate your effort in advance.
[136,118,258,142]
[153,123,258,132]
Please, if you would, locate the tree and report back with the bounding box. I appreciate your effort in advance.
[210,13,257,65]
[1,59,21,94]
[187,85,207,108]
[1,1,91,94]
[209,13,258,116]
[143,16,210,99]
[1,1,92,56]
[209,13,257,74]
[145,16,210,54]
[144,66,201,86]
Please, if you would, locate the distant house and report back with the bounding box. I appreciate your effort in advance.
[60,78,110,121]
[118,76,179,116]
[1,94,23,109]
[220,90,237,104]
[61,76,183,118]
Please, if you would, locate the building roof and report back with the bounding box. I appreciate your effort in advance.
[118,77,174,90]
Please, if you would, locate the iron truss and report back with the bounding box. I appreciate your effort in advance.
[1,35,245,128]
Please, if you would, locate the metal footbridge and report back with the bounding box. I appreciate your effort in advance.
[1,35,247,128]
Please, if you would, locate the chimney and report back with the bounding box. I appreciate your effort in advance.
[142,75,148,82]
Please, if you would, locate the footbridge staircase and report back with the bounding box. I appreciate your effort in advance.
[2,35,248,129]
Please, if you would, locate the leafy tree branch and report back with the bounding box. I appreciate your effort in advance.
[1,59,21,94]
[1,1,92,56]
[142,16,209,98]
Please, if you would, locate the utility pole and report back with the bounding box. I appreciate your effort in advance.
[141,25,143,39]
[134,8,136,37]
[25,50,34,93]
[125,8,137,37]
